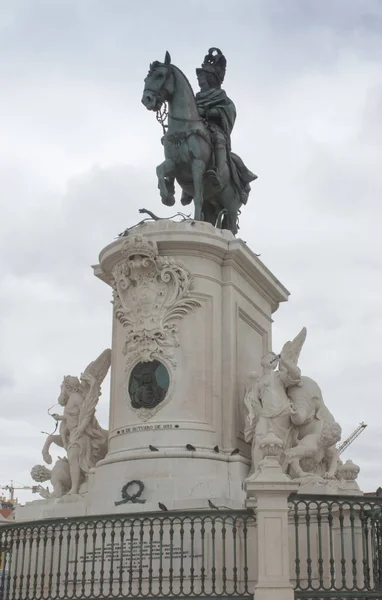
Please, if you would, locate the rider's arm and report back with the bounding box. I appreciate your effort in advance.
[199,107,220,119]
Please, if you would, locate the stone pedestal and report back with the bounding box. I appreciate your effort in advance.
[245,433,299,600]
[88,220,289,513]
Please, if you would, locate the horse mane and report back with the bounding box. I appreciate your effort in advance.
[171,64,196,100]
[147,61,161,76]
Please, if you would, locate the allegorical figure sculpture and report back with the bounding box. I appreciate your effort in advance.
[244,332,304,479]
[244,328,343,483]
[142,48,257,235]
[284,374,342,480]
[31,458,71,499]
[41,349,111,495]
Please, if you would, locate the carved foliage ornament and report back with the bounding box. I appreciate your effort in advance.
[112,234,201,371]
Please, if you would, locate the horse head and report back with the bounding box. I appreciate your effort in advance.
[142,51,175,112]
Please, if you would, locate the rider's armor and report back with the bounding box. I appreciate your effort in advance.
[181,48,256,207]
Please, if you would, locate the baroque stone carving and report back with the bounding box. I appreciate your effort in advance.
[337,459,360,482]
[31,458,71,499]
[244,333,303,481]
[244,328,345,486]
[41,349,111,496]
[285,376,342,481]
[112,233,201,418]
[247,431,290,483]
[259,430,284,459]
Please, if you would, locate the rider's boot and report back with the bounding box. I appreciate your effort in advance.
[206,143,225,190]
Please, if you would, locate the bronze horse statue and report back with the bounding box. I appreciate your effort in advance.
[142,51,255,235]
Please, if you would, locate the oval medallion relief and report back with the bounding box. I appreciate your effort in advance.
[128,360,170,412]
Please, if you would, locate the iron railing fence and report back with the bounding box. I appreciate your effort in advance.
[0,509,256,600]
[289,493,382,599]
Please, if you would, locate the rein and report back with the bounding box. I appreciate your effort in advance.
[156,103,168,135]
[156,109,205,135]
[41,403,60,436]
[149,64,204,134]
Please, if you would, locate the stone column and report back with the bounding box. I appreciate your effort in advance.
[244,432,299,600]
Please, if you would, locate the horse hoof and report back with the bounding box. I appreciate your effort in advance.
[161,195,175,207]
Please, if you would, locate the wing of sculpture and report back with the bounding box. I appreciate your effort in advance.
[280,327,307,366]
[77,349,112,434]
[82,348,112,384]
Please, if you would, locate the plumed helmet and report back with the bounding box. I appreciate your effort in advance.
[196,48,227,85]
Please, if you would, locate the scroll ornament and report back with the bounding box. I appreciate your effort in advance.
[112,234,201,369]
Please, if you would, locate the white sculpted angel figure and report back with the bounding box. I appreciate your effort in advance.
[42,349,111,495]
[244,328,306,478]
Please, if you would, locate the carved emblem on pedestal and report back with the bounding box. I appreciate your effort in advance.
[112,234,201,419]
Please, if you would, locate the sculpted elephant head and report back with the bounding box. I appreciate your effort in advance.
[288,376,325,426]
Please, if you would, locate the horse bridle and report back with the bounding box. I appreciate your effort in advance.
[145,64,204,134]
[144,63,173,109]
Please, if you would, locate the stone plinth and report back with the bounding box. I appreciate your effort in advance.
[245,435,299,600]
[88,220,288,513]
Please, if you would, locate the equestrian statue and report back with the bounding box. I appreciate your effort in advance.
[142,48,257,235]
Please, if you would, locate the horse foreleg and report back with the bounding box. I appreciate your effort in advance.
[156,159,175,206]
[42,434,63,465]
[203,202,218,227]
[191,159,206,221]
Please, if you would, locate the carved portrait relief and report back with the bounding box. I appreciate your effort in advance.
[129,360,170,411]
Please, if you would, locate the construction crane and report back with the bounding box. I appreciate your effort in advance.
[0,481,39,504]
[338,422,367,455]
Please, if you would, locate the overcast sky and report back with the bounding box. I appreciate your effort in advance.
[1,0,382,505]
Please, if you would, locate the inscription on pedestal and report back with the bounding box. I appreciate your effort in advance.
[68,538,202,583]
[114,422,180,438]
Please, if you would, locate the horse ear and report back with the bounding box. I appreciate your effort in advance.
[164,51,171,65]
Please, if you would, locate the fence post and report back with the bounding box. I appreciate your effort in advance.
[244,431,299,600]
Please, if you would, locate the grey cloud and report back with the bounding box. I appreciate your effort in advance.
[0,164,167,429]
[0,165,158,277]
[0,373,14,389]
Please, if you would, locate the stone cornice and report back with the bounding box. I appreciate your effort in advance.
[93,221,289,314]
